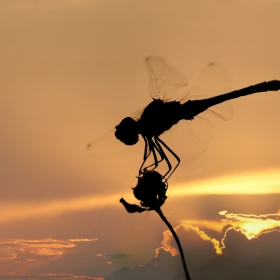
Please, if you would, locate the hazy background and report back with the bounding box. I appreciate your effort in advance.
[0,0,280,279]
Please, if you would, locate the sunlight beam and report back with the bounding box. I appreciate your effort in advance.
[1,168,280,224]
[170,168,280,196]
[0,194,124,224]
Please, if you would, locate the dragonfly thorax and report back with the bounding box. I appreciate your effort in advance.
[138,99,182,138]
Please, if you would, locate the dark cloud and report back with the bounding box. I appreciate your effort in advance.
[106,249,183,280]
[106,223,280,280]
[0,273,103,280]
[101,254,128,261]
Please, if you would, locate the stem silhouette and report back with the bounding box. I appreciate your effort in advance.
[120,170,191,279]
[155,207,191,280]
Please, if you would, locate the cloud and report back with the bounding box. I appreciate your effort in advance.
[218,211,280,239]
[68,239,98,243]
[107,230,280,280]
[0,253,17,261]
[0,238,97,263]
[164,211,280,255]
[0,272,103,280]
[107,211,280,280]
[106,248,183,280]
[97,253,128,265]
[97,253,128,261]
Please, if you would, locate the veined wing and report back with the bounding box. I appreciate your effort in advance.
[146,56,189,101]
[87,129,144,161]
[179,62,233,121]
[160,62,233,166]
[87,109,144,162]
[87,128,144,190]
[161,116,213,166]
[130,108,145,121]
[146,57,233,120]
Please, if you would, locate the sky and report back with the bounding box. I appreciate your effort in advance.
[0,0,280,279]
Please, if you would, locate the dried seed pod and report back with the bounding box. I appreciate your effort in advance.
[133,169,167,210]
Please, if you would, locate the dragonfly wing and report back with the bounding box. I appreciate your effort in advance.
[200,97,233,121]
[87,129,144,164]
[87,129,145,191]
[129,108,144,121]
[146,57,189,101]
[87,105,146,166]
[180,62,234,121]
[193,63,231,97]
[160,117,213,165]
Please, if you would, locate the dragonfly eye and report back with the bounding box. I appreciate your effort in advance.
[115,117,139,145]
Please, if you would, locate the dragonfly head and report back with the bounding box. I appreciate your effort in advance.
[115,117,139,145]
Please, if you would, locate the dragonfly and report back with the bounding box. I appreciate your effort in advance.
[113,57,280,180]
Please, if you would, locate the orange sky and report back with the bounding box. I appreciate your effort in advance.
[0,1,280,279]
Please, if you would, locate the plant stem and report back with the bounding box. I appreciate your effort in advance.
[155,207,191,280]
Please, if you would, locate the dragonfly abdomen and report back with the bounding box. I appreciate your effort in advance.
[181,100,208,120]
[181,80,280,120]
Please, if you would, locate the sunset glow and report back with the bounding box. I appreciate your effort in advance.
[1,169,280,224]
[1,0,280,279]
[161,211,280,255]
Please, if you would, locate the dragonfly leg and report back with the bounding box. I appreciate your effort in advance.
[148,138,160,170]
[139,136,150,175]
[154,137,172,179]
[157,137,180,180]
[143,137,166,170]
[139,137,161,175]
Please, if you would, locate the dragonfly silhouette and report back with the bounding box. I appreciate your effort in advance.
[114,57,280,180]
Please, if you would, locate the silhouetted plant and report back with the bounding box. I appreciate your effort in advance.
[120,169,191,280]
